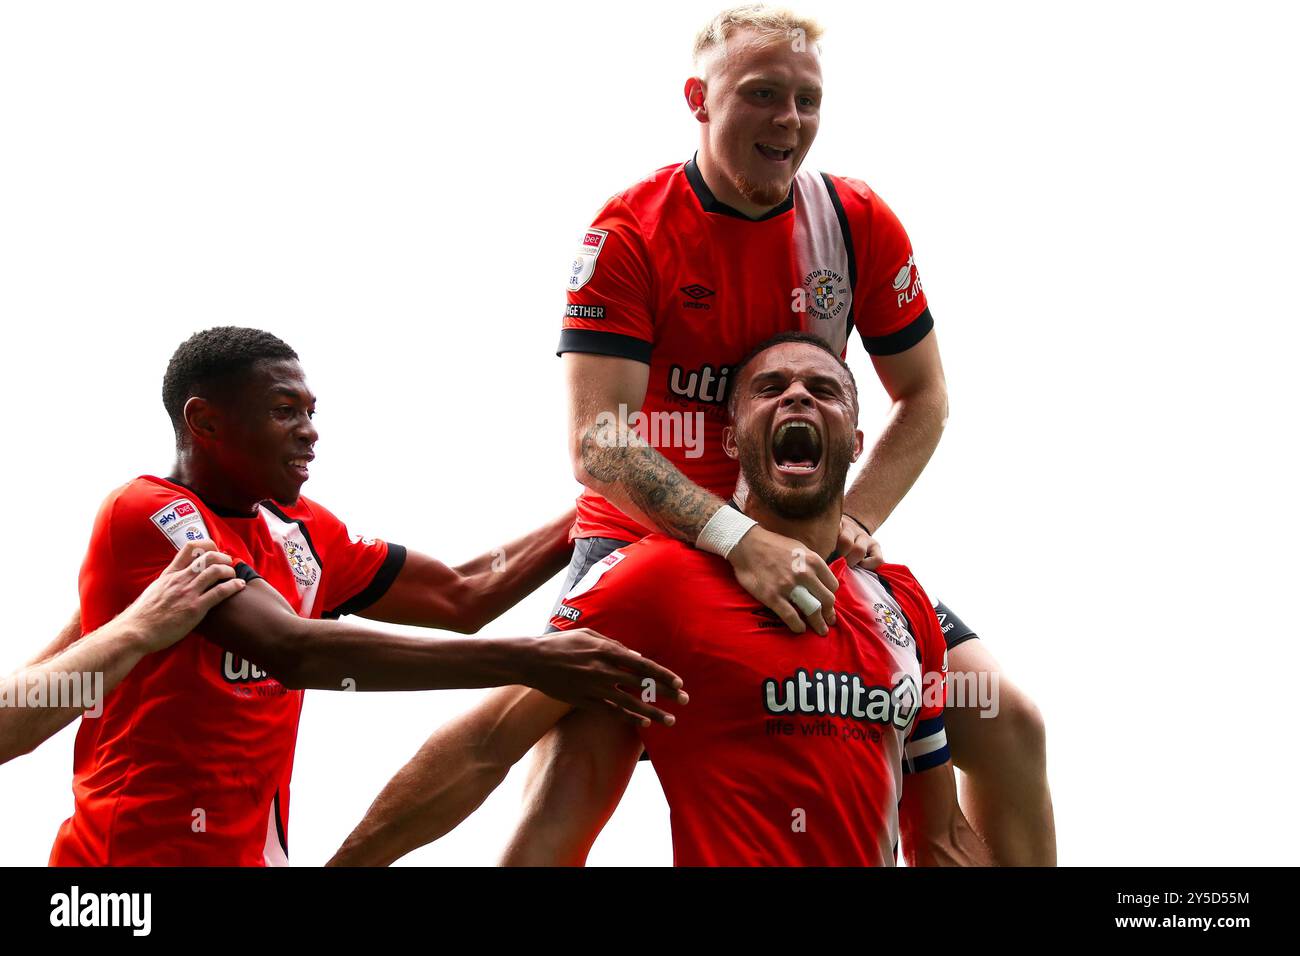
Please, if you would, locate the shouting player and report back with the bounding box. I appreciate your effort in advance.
[332,334,992,866]
[537,4,1054,865]
[49,326,684,867]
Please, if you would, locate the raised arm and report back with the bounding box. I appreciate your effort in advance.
[198,577,684,721]
[357,510,575,634]
[843,332,948,535]
[898,759,994,866]
[566,352,838,634]
[328,685,573,866]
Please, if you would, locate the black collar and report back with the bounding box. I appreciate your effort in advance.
[165,475,263,519]
[684,155,795,222]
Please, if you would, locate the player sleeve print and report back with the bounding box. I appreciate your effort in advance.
[557,195,656,364]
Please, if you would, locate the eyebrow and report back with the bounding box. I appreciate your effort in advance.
[749,370,846,392]
[738,74,822,95]
[269,385,317,404]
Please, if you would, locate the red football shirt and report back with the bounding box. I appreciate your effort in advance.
[50,475,404,867]
[548,534,950,867]
[559,158,933,542]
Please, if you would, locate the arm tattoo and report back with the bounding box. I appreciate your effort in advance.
[579,419,722,542]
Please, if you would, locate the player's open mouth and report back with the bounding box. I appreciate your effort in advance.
[755,143,794,163]
[771,419,822,475]
[286,455,313,481]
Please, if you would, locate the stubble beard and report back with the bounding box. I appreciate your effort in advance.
[737,427,855,521]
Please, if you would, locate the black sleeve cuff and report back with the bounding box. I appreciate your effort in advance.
[232,562,262,584]
[556,329,652,364]
[860,307,934,356]
[323,544,408,619]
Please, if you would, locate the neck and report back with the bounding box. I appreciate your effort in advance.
[170,448,261,516]
[741,493,842,562]
[695,147,781,220]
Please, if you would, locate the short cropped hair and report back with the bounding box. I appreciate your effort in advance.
[693,4,824,73]
[162,326,298,436]
[727,330,857,419]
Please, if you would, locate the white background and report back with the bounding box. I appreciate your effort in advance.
[1,0,1296,866]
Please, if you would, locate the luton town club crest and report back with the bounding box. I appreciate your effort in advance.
[283,538,319,589]
[873,602,911,649]
[802,268,849,322]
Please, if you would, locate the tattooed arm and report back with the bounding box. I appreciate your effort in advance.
[564,352,838,635]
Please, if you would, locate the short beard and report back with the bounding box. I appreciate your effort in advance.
[738,428,855,521]
[734,170,791,209]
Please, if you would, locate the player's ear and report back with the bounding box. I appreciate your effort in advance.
[849,428,864,463]
[684,77,708,121]
[183,396,220,444]
[722,424,740,461]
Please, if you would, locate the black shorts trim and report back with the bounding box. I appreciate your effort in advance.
[556,329,653,365]
[861,307,934,356]
[324,543,408,619]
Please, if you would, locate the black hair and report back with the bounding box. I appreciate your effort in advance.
[162,326,299,437]
[726,331,857,418]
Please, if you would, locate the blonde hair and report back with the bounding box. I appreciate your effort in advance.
[693,4,824,72]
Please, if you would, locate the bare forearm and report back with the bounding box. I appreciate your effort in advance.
[24,611,83,668]
[577,421,725,541]
[1,621,146,764]
[274,619,538,692]
[905,813,995,867]
[453,511,574,631]
[844,389,947,533]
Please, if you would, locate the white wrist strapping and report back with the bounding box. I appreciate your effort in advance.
[696,506,758,558]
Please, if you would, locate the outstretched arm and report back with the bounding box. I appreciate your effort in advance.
[898,759,994,866]
[328,686,573,866]
[359,510,575,634]
[200,579,684,721]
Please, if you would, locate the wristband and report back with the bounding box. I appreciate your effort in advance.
[844,513,874,537]
[696,506,758,559]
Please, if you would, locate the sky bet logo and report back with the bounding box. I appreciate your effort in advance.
[156,501,196,526]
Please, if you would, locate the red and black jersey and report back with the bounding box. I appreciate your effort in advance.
[50,475,405,867]
[548,535,950,867]
[559,158,933,542]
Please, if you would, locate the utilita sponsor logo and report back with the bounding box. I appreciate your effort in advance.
[668,363,730,404]
[763,668,921,734]
[49,886,151,936]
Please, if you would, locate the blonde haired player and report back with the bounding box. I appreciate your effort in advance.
[336,5,1054,866]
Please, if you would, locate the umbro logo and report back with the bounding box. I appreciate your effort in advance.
[680,283,715,311]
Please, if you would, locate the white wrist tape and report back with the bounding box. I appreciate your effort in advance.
[696,507,758,559]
